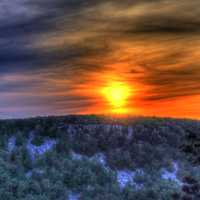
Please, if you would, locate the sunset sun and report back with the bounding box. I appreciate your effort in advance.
[102,82,131,114]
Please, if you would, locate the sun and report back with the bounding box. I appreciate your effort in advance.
[101,82,131,113]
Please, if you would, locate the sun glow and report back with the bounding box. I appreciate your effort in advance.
[102,82,131,114]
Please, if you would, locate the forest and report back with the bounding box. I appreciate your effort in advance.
[0,115,199,200]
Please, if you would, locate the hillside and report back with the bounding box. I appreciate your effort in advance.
[0,116,199,200]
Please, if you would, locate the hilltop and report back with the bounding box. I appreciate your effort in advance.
[0,115,199,200]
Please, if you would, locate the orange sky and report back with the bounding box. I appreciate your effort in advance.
[67,36,200,119]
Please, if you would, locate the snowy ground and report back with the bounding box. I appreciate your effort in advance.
[7,135,182,191]
[70,151,143,189]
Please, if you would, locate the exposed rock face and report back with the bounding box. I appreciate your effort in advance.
[63,124,134,140]
[64,124,124,133]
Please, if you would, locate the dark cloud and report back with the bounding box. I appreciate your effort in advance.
[129,16,200,33]
[142,66,200,101]
[1,0,199,72]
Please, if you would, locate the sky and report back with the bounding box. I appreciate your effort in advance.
[1,0,200,119]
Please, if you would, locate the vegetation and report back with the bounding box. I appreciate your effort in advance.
[0,115,199,199]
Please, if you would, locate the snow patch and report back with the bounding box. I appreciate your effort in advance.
[25,169,44,178]
[117,170,135,188]
[7,136,16,152]
[71,151,107,168]
[68,192,80,200]
[27,138,57,160]
[127,126,134,140]
[89,153,107,167]
[161,162,181,185]
[117,169,144,189]
[25,171,32,178]
[70,151,85,160]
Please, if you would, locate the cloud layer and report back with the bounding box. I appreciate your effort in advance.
[1,0,200,118]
